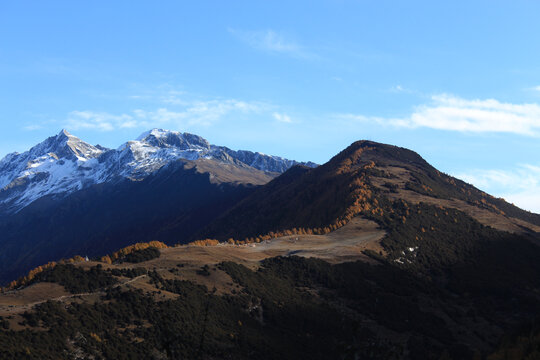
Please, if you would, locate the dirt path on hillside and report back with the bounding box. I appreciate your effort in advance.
[0,275,149,316]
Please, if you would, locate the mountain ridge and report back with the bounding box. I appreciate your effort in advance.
[1,137,538,285]
[197,139,540,242]
[0,129,316,214]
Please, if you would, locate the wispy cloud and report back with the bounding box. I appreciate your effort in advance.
[456,165,540,213]
[388,85,418,94]
[135,99,264,127]
[66,111,135,131]
[272,112,292,123]
[389,85,406,93]
[229,28,315,59]
[61,98,266,132]
[339,94,540,136]
[456,165,540,191]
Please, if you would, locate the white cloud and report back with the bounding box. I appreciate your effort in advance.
[273,112,292,123]
[389,85,406,93]
[229,28,314,59]
[339,94,540,136]
[457,165,540,190]
[66,111,133,131]
[502,192,540,215]
[388,85,418,94]
[456,164,540,213]
[62,98,266,132]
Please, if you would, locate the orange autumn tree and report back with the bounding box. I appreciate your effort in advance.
[6,241,169,290]
[216,162,386,246]
[102,241,168,263]
[188,239,220,246]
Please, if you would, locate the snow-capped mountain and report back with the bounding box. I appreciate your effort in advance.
[0,129,316,214]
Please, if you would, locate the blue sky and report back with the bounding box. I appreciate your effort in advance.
[1,1,540,212]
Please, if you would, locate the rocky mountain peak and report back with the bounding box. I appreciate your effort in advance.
[0,129,316,214]
[26,129,104,161]
[137,129,211,150]
[326,140,431,172]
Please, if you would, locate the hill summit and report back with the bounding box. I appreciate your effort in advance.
[198,139,540,241]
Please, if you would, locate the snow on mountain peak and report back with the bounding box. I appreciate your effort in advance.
[136,129,210,150]
[136,128,182,142]
[27,129,104,161]
[0,129,317,214]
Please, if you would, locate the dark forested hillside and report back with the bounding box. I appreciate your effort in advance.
[198,140,540,241]
[0,159,272,284]
[2,221,540,359]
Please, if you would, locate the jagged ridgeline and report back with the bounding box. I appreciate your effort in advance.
[0,128,316,215]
